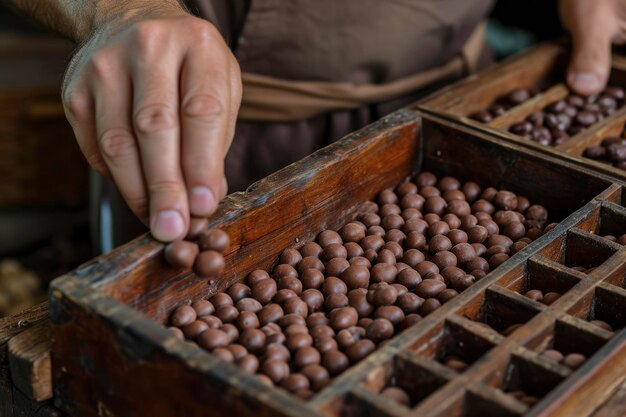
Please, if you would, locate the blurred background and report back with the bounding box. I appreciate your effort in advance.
[0,1,563,319]
[0,3,90,318]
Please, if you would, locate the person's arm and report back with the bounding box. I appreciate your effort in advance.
[561,0,626,95]
[7,0,242,242]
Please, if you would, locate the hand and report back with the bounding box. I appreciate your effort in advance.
[62,5,242,242]
[560,0,626,95]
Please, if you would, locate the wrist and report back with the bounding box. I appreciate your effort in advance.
[77,0,188,42]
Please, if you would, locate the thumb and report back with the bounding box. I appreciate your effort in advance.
[565,3,615,96]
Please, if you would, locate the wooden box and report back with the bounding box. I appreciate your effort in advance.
[49,110,626,417]
[418,41,626,184]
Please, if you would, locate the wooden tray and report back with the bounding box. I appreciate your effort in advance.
[49,110,626,417]
[417,41,626,184]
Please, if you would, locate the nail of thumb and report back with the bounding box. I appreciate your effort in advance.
[569,72,603,96]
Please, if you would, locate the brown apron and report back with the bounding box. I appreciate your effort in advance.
[103,0,493,248]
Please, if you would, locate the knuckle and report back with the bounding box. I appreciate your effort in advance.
[89,49,117,80]
[134,104,177,135]
[132,20,164,56]
[133,20,160,43]
[63,89,90,121]
[99,128,136,160]
[188,20,218,43]
[183,95,225,121]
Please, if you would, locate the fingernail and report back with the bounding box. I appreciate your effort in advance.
[190,186,215,215]
[152,210,185,242]
[571,72,602,94]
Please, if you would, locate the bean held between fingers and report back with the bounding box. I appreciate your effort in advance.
[165,225,230,280]
[167,172,553,399]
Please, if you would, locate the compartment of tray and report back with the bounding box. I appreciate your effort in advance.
[420,117,610,221]
[568,283,626,332]
[594,200,626,241]
[559,111,626,161]
[502,255,586,304]
[485,77,626,148]
[407,316,502,374]
[538,227,621,271]
[359,351,453,410]
[500,350,572,408]
[458,285,544,337]
[526,317,614,371]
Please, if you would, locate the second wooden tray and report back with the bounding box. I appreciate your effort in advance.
[418,41,626,186]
